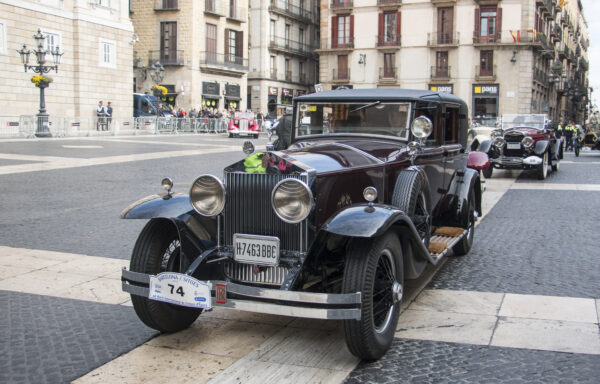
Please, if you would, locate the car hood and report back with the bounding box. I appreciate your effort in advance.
[225,137,409,175]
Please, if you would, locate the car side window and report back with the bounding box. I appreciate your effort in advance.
[443,108,459,144]
[141,100,151,114]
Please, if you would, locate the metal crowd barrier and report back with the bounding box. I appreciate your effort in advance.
[0,115,250,138]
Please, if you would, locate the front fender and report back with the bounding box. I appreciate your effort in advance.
[321,204,434,264]
[479,140,493,154]
[435,168,481,228]
[534,140,550,156]
[120,193,192,219]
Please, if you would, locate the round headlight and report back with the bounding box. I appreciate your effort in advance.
[189,175,225,216]
[272,179,313,223]
[410,116,433,139]
[493,137,505,147]
[522,136,534,147]
[490,130,501,139]
[161,177,173,191]
[363,186,378,202]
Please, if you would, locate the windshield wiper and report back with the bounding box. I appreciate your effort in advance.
[350,101,380,113]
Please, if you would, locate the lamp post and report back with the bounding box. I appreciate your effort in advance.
[17,29,63,137]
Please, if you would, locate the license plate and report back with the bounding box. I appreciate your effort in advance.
[506,142,521,149]
[149,273,212,309]
[233,234,280,266]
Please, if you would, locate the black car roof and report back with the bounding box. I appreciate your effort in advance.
[295,88,465,105]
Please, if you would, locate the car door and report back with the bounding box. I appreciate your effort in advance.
[441,105,466,189]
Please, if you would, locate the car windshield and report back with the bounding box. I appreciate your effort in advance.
[502,114,546,131]
[295,102,411,140]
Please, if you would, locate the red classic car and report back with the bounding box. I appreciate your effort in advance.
[228,111,260,138]
[479,114,562,179]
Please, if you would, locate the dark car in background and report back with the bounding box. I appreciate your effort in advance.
[478,114,562,179]
[120,88,487,360]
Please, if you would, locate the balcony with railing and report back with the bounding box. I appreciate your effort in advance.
[332,68,350,82]
[431,65,451,79]
[204,0,225,17]
[199,52,248,75]
[285,71,292,82]
[320,37,354,50]
[270,69,278,80]
[227,6,247,23]
[377,0,403,5]
[154,0,178,11]
[376,34,401,47]
[330,0,353,11]
[269,36,316,58]
[269,0,312,23]
[475,65,497,81]
[533,67,549,84]
[472,32,501,45]
[551,24,562,42]
[379,67,397,84]
[427,32,460,47]
[148,50,184,66]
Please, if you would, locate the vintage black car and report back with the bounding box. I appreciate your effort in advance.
[121,89,486,360]
[479,114,562,179]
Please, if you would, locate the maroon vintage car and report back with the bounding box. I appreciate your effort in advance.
[120,89,486,360]
[480,114,562,179]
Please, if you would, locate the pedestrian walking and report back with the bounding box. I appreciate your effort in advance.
[565,121,575,151]
[257,110,264,131]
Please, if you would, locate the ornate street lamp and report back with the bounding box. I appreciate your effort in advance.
[17,28,63,137]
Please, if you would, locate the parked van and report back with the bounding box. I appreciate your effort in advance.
[133,93,173,117]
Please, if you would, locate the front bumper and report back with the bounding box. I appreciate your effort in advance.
[491,155,541,169]
[122,268,362,320]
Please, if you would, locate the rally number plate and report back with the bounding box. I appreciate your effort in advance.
[506,142,521,150]
[233,234,280,266]
[149,273,212,309]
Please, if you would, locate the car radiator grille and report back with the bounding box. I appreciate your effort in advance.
[223,172,308,253]
[239,120,248,131]
[503,133,524,157]
[223,261,289,286]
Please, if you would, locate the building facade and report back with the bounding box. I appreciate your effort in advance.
[247,0,320,117]
[0,0,134,120]
[317,0,589,124]
[131,0,249,114]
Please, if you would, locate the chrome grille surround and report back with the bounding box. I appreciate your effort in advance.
[222,172,309,285]
[503,132,524,157]
[223,261,289,286]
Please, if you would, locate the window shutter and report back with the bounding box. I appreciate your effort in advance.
[378,13,384,43]
[332,16,338,47]
[236,31,243,59]
[396,11,401,42]
[496,8,502,40]
[350,14,354,46]
[474,9,480,40]
[224,29,230,57]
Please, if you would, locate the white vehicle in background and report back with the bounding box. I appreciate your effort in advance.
[468,116,498,150]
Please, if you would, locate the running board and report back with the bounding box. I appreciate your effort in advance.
[428,228,467,263]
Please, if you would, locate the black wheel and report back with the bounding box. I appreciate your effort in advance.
[537,151,548,180]
[392,170,432,248]
[130,220,202,333]
[551,158,560,172]
[482,165,493,179]
[453,189,476,256]
[343,232,403,360]
[228,133,233,138]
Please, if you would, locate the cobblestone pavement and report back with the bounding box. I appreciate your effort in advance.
[0,291,156,384]
[1,137,598,384]
[345,339,600,384]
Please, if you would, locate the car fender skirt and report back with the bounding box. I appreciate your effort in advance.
[534,140,549,155]
[322,204,435,264]
[120,193,193,220]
